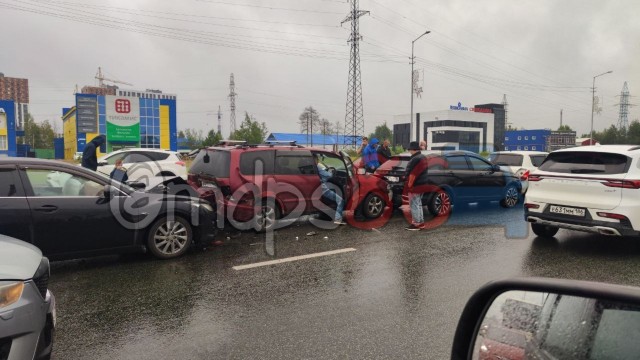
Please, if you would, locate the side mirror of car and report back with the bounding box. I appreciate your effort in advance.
[451,278,640,360]
[491,164,501,172]
[98,161,108,166]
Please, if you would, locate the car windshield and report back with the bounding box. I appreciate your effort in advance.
[489,153,523,166]
[538,152,630,174]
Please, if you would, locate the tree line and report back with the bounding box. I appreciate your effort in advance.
[178,112,268,148]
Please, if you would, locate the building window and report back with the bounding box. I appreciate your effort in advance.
[518,136,521,140]
[532,146,536,150]
[517,146,521,150]
[532,136,536,140]
[525,136,529,140]
[0,135,7,150]
[525,146,529,150]
[505,136,509,141]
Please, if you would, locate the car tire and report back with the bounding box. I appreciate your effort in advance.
[147,216,193,259]
[500,184,520,208]
[531,223,559,238]
[255,198,280,232]
[362,192,385,219]
[428,189,452,217]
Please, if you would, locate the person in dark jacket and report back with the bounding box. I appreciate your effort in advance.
[377,139,392,160]
[81,135,106,171]
[404,141,429,231]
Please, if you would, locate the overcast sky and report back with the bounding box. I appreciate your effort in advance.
[1,0,638,138]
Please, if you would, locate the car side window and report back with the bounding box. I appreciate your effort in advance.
[468,156,493,171]
[104,153,126,165]
[275,151,316,175]
[240,151,275,175]
[25,169,104,197]
[122,152,149,164]
[145,152,170,161]
[0,168,24,197]
[540,295,595,359]
[446,155,470,170]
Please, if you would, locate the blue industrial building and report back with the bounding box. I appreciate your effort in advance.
[0,99,20,157]
[504,129,549,151]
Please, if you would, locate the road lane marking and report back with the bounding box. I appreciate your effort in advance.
[232,248,357,271]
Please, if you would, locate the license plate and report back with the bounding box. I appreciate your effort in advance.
[549,205,585,217]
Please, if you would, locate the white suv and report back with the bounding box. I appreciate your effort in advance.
[525,145,640,237]
[97,148,187,181]
[488,151,548,193]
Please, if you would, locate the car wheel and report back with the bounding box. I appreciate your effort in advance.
[500,184,520,208]
[362,192,385,219]
[255,198,280,232]
[428,190,452,217]
[531,223,559,238]
[147,216,193,259]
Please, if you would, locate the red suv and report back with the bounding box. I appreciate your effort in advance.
[187,143,391,231]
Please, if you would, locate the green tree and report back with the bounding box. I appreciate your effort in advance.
[22,114,55,149]
[298,106,321,134]
[178,128,204,148]
[627,120,640,145]
[230,112,268,144]
[202,130,223,147]
[557,124,573,131]
[368,122,393,143]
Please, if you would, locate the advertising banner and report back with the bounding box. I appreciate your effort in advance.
[105,95,140,142]
[76,95,98,133]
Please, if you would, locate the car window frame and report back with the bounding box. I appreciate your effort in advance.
[0,165,25,197]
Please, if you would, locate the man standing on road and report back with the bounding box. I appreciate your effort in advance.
[404,141,429,231]
[81,134,106,171]
[356,137,369,156]
[377,139,392,161]
[363,138,381,172]
[315,155,346,225]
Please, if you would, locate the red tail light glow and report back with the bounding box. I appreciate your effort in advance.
[528,175,542,182]
[524,203,540,209]
[520,170,530,181]
[176,161,186,166]
[601,180,640,189]
[597,212,629,220]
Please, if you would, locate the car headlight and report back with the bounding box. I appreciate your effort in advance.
[385,176,399,183]
[0,281,24,309]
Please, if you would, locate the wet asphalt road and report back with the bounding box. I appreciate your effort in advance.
[48,203,640,359]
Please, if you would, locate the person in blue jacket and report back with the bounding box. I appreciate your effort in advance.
[363,138,380,172]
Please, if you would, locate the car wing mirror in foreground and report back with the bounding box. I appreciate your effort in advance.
[491,164,501,172]
[98,161,108,166]
[451,277,640,360]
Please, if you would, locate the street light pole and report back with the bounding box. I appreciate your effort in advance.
[411,30,430,142]
[590,70,612,145]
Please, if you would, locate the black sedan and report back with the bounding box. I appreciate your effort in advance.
[374,150,522,215]
[0,158,217,260]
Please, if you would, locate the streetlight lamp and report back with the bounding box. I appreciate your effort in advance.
[411,30,430,142]
[590,70,613,145]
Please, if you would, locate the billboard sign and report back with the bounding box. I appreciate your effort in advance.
[106,95,140,142]
[76,95,98,133]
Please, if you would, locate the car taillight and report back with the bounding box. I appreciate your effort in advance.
[519,170,530,181]
[525,203,540,209]
[601,180,640,189]
[176,161,186,166]
[528,175,542,182]
[597,212,629,220]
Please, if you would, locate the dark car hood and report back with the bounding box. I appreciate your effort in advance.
[0,235,42,280]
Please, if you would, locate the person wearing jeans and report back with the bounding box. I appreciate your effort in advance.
[315,155,346,225]
[404,141,428,231]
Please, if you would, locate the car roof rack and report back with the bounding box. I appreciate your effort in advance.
[264,140,299,146]
[216,140,248,146]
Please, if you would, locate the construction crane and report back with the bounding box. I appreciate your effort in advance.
[95,67,133,88]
